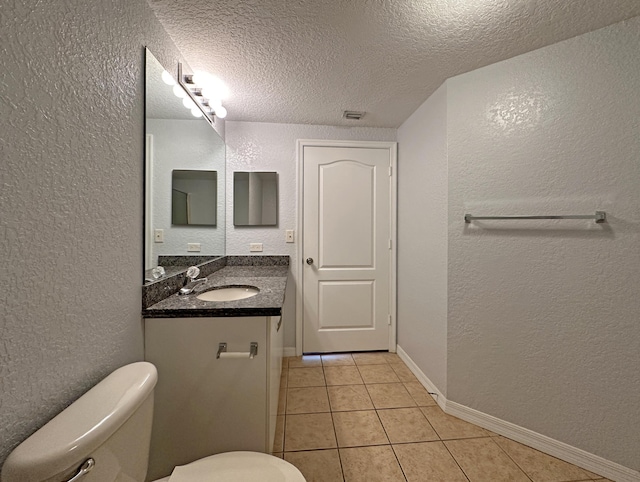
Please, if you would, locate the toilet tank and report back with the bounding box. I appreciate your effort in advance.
[1,362,158,482]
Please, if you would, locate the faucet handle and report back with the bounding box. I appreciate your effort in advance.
[186,266,201,281]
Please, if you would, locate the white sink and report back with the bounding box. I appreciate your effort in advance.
[196,286,260,302]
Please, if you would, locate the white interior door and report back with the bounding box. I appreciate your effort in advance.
[302,144,394,353]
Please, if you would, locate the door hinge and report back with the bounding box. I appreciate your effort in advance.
[388,239,392,249]
[389,165,392,176]
[388,314,392,325]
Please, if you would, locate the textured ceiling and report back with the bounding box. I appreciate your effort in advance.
[147,0,640,128]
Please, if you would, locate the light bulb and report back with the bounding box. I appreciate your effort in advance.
[161,70,175,86]
[192,71,210,86]
[172,84,186,99]
[200,75,230,101]
[182,97,196,109]
[208,97,223,110]
[215,105,227,119]
[191,107,203,118]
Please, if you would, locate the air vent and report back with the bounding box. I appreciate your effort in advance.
[343,110,365,120]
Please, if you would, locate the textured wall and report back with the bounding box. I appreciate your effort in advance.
[445,18,639,470]
[0,0,186,466]
[224,121,396,348]
[147,119,226,263]
[397,83,448,395]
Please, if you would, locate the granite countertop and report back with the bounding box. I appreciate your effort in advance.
[142,265,288,318]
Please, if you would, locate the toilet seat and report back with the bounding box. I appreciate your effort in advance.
[151,451,306,482]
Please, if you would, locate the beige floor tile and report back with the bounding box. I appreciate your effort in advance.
[380,352,402,363]
[286,386,330,414]
[352,352,391,365]
[389,362,418,382]
[340,445,405,482]
[273,414,284,452]
[284,449,343,482]
[333,410,389,447]
[393,441,468,482]
[421,406,491,439]
[278,387,287,414]
[358,364,401,384]
[377,407,439,443]
[288,367,326,387]
[322,353,355,366]
[327,385,374,411]
[366,383,417,409]
[324,365,364,385]
[284,413,337,451]
[494,436,594,482]
[404,381,437,406]
[288,354,323,368]
[445,437,530,481]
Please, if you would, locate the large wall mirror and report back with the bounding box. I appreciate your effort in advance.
[144,49,225,280]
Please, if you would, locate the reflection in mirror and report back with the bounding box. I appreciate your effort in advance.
[233,172,278,226]
[145,49,225,279]
[172,170,217,226]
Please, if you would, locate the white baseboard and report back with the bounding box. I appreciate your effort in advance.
[396,345,447,412]
[283,347,297,357]
[396,345,640,482]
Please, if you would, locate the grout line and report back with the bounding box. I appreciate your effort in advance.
[327,387,346,482]
[440,439,473,482]
[489,437,536,482]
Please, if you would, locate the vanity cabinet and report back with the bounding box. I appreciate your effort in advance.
[144,315,284,481]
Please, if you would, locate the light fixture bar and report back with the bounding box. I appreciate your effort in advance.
[177,62,215,125]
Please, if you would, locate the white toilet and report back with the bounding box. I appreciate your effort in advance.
[1,362,306,482]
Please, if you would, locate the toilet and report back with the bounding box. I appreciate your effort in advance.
[1,362,306,482]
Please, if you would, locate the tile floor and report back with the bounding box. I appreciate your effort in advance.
[273,352,611,482]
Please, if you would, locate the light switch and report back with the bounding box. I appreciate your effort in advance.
[249,243,263,252]
[187,243,201,252]
[285,230,294,243]
[154,229,164,243]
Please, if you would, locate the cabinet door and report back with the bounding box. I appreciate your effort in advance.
[145,317,268,481]
[268,316,284,452]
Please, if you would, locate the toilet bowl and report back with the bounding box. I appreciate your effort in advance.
[1,362,305,482]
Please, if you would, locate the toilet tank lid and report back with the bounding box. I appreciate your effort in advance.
[1,362,157,482]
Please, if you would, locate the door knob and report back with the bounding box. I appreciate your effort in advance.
[306,257,314,265]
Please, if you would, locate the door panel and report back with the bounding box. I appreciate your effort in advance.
[303,146,391,353]
[320,161,375,267]
[318,280,375,329]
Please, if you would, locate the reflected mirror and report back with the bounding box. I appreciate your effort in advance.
[233,172,278,226]
[144,49,225,278]
[172,170,217,226]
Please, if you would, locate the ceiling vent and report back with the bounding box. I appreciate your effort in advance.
[343,110,365,120]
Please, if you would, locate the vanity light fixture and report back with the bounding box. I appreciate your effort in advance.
[177,63,229,124]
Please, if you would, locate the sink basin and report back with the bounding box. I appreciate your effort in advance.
[196,286,260,302]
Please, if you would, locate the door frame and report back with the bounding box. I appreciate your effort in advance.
[295,139,398,355]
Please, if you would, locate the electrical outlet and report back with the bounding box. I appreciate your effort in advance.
[154,229,164,243]
[249,243,263,252]
[187,243,201,252]
[285,229,294,243]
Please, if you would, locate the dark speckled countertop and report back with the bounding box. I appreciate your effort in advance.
[142,265,288,318]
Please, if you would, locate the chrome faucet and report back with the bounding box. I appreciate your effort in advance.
[178,266,208,295]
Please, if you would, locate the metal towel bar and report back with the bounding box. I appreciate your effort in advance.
[464,211,606,224]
